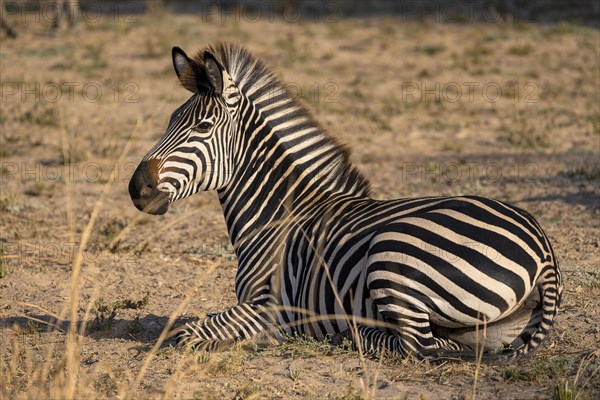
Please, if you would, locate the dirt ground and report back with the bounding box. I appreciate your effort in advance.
[0,9,599,400]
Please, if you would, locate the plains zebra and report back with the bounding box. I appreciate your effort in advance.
[128,43,562,362]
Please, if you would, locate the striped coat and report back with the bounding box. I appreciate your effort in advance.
[129,43,561,362]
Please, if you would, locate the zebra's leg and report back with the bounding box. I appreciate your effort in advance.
[0,1,17,38]
[334,325,402,357]
[421,292,545,361]
[335,323,462,359]
[50,0,62,31]
[50,0,78,31]
[65,0,79,29]
[364,230,470,358]
[175,302,274,350]
[365,272,465,357]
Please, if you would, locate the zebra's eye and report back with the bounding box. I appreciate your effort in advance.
[192,121,213,133]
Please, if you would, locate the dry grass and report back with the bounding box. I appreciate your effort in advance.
[0,10,599,400]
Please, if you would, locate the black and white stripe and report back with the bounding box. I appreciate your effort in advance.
[131,43,562,362]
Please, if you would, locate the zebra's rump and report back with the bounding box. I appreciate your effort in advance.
[284,195,549,321]
[362,196,551,325]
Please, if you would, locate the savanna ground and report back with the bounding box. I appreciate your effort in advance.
[0,7,599,400]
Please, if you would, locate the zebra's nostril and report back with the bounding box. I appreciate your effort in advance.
[129,159,169,214]
[140,186,153,197]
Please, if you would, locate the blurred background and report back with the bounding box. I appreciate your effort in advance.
[1,1,599,399]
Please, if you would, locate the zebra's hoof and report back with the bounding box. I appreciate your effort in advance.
[328,332,348,347]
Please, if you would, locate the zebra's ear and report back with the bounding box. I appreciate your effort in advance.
[204,52,224,94]
[204,51,241,107]
[172,46,199,93]
[172,47,190,78]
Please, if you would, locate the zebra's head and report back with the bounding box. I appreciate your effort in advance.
[129,46,242,215]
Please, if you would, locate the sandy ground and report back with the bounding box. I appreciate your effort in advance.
[0,10,599,400]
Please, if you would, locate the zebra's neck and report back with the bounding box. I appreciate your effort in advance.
[217,97,370,248]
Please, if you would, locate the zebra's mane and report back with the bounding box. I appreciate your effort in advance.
[187,42,372,197]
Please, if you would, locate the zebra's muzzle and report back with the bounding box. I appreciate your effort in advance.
[129,159,170,215]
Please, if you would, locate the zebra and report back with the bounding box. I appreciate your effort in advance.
[0,0,17,37]
[128,42,562,362]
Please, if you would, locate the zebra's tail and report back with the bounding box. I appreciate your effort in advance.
[427,261,563,364]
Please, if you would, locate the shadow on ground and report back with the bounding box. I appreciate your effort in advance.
[0,314,199,347]
[522,189,600,211]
